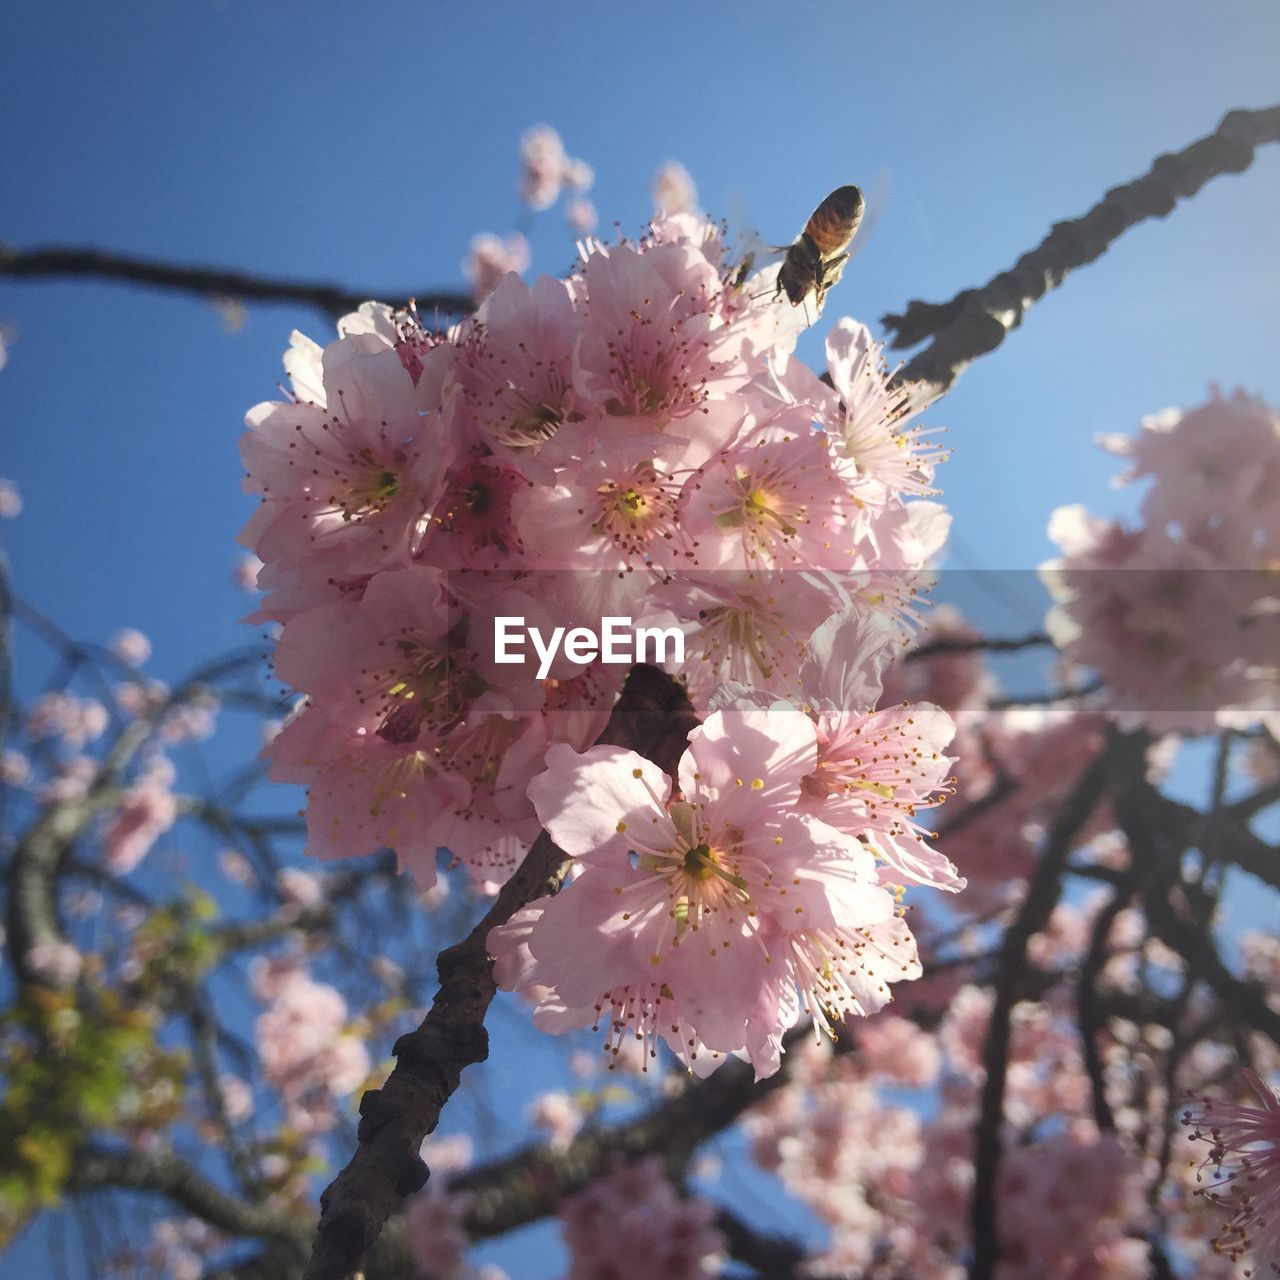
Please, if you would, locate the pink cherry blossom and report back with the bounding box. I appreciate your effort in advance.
[1104,388,1280,548]
[110,627,152,668]
[491,701,917,1078]
[566,198,597,234]
[1043,389,1280,733]
[252,957,370,1134]
[854,1014,943,1086]
[102,756,178,874]
[528,1090,584,1150]
[677,415,868,571]
[25,939,83,986]
[0,477,23,518]
[404,1185,478,1280]
[450,273,585,454]
[663,568,839,707]
[1184,1070,1280,1276]
[27,692,109,749]
[241,331,454,618]
[243,194,964,995]
[2,750,32,788]
[796,607,961,892]
[518,125,591,210]
[653,161,699,216]
[817,318,949,501]
[421,1133,474,1175]
[573,241,747,422]
[463,232,532,304]
[278,866,324,908]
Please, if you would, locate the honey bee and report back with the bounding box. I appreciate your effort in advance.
[774,185,866,312]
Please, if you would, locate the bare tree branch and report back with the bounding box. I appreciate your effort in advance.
[884,104,1280,407]
[1076,886,1130,1133]
[711,1204,809,1279]
[451,1033,799,1241]
[903,631,1050,660]
[0,243,474,322]
[68,1147,307,1252]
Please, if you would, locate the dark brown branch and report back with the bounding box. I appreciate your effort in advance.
[1197,810,1280,890]
[1141,887,1280,1045]
[0,243,474,322]
[884,104,1280,407]
[1075,888,1129,1133]
[304,663,699,1280]
[712,1203,809,1279]
[1221,777,1280,823]
[450,1044,798,1240]
[968,731,1129,1280]
[986,679,1103,711]
[1107,757,1280,1036]
[904,631,1050,660]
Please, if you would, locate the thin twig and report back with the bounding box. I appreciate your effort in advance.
[0,243,474,322]
[904,631,1050,660]
[1075,887,1129,1133]
[68,1147,306,1251]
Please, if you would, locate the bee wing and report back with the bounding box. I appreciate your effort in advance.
[841,167,891,267]
[721,196,789,301]
[726,192,790,261]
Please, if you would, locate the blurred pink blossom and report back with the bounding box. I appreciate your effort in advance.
[560,1157,725,1280]
[25,939,83,985]
[528,1090,584,1150]
[103,757,178,873]
[519,125,592,210]
[28,692,109,749]
[110,627,153,667]
[652,161,699,216]
[0,477,21,517]
[463,231,531,304]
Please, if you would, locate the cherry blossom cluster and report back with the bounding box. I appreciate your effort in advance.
[490,610,959,1077]
[1042,389,1280,733]
[250,955,370,1135]
[2,622,205,896]
[464,126,598,301]
[244,211,951,898]
[740,886,1275,1280]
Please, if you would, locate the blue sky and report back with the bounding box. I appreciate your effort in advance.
[2,2,1278,1275]
[3,2,1278,679]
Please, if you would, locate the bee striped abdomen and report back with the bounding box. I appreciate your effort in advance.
[804,185,865,257]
